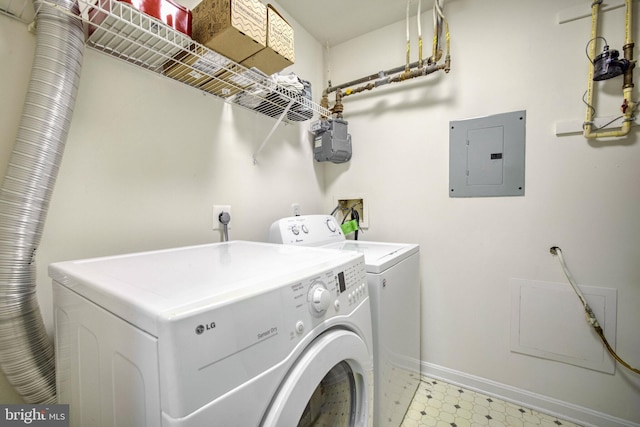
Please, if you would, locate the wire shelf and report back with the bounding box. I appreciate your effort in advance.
[2,0,331,123]
[0,0,34,22]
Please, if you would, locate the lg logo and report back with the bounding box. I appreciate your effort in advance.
[195,322,216,335]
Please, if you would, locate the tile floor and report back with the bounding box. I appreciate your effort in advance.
[400,377,583,427]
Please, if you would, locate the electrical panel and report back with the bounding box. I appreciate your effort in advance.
[449,110,526,197]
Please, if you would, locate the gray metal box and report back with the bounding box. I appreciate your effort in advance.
[313,119,352,164]
[449,110,526,197]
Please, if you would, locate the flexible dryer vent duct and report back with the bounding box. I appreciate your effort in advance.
[0,0,84,403]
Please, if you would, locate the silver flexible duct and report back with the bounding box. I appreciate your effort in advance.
[0,0,84,403]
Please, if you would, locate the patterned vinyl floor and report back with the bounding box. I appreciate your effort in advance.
[400,377,583,427]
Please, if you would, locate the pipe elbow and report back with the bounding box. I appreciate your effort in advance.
[583,121,633,139]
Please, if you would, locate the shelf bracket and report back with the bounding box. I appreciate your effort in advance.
[252,99,295,164]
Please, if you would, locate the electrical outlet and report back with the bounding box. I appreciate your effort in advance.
[334,195,368,229]
[213,205,231,230]
[291,203,301,216]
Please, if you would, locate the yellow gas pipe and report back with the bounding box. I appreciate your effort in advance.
[405,0,411,76]
[418,0,424,69]
[584,0,636,139]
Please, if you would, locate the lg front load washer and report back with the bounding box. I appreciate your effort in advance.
[270,215,421,427]
[50,241,374,426]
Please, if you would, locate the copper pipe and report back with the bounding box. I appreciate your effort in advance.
[332,90,344,118]
[343,62,447,98]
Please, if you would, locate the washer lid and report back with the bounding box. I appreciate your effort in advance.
[49,241,363,335]
[322,240,419,274]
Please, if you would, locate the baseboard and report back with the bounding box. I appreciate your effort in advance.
[421,362,639,427]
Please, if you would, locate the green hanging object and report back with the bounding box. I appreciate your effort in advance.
[341,219,359,236]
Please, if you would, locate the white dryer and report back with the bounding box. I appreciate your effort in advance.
[50,241,374,426]
[270,215,421,427]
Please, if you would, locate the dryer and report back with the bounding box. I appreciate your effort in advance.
[270,215,421,427]
[50,241,373,426]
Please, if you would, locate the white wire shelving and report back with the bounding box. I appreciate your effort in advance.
[1,0,330,127]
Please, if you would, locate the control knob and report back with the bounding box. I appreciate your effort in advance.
[309,283,331,315]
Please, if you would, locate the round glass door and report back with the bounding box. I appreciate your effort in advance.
[261,329,372,427]
[298,361,356,426]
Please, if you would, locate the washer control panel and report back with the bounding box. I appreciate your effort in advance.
[287,256,367,339]
[269,215,345,246]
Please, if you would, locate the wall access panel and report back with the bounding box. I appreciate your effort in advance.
[449,110,526,197]
[510,278,617,374]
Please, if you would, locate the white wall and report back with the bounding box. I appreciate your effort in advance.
[2,0,639,424]
[324,0,640,424]
[0,5,325,402]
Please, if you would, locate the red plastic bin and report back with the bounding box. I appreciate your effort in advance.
[88,0,192,38]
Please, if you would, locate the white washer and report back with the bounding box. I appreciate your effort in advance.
[50,241,373,426]
[270,215,421,427]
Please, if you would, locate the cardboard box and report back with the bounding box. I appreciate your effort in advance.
[164,46,231,87]
[200,68,258,98]
[192,0,267,63]
[241,4,294,75]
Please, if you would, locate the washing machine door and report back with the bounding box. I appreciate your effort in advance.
[261,329,372,427]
